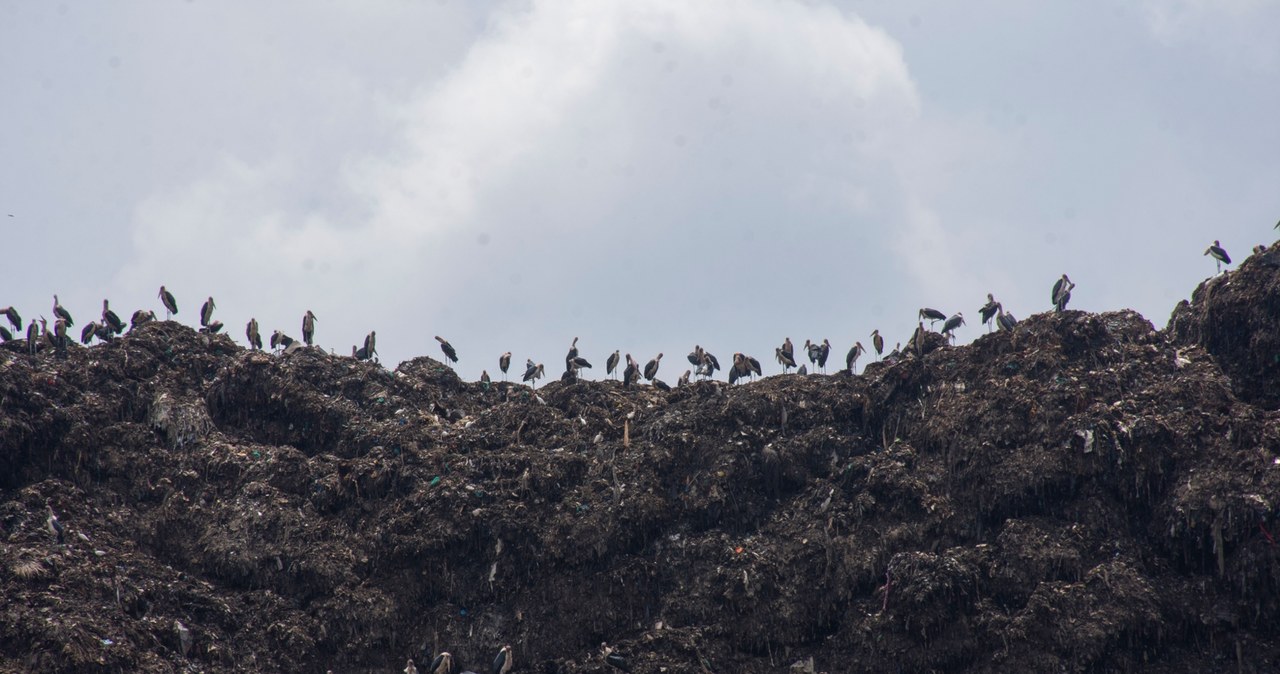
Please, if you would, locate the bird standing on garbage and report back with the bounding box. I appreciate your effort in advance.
[158,286,178,318]
[101,300,124,334]
[623,354,640,388]
[1052,274,1074,312]
[302,310,317,346]
[132,310,156,330]
[26,319,39,355]
[997,307,1018,331]
[919,307,946,327]
[52,295,73,327]
[846,342,865,374]
[523,362,545,388]
[200,297,216,328]
[942,313,965,340]
[979,294,1001,331]
[1205,240,1231,275]
[246,319,262,350]
[1,306,19,332]
[644,353,663,381]
[436,336,458,363]
[776,337,796,373]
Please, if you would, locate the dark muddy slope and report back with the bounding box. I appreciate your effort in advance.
[2,257,1280,673]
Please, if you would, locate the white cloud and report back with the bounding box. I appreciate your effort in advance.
[116,0,947,370]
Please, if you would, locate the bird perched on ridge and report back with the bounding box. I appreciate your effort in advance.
[776,344,796,373]
[565,336,579,368]
[1,306,19,332]
[1205,240,1231,275]
[729,353,748,385]
[688,345,720,378]
[701,349,721,378]
[53,318,68,356]
[871,329,884,359]
[131,310,156,330]
[941,312,965,341]
[26,319,39,355]
[623,354,640,388]
[52,295,73,327]
[436,336,458,363]
[302,310,317,346]
[200,297,216,328]
[1051,274,1074,312]
[246,318,262,350]
[805,339,821,370]
[846,341,865,374]
[158,285,178,318]
[979,294,1002,332]
[101,299,124,334]
[270,330,294,351]
[919,307,946,326]
[997,307,1018,331]
[776,338,795,373]
[644,353,663,381]
[523,361,545,388]
[606,350,620,379]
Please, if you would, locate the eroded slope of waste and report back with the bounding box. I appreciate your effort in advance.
[2,253,1280,673]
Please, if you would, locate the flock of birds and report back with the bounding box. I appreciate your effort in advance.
[23,235,1269,670]
[0,239,1252,389]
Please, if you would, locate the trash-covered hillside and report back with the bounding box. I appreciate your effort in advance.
[3,249,1280,673]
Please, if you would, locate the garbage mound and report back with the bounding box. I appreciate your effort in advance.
[2,268,1279,673]
[1168,243,1280,410]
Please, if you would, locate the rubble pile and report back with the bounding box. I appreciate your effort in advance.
[2,256,1279,672]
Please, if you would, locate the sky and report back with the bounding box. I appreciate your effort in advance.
[3,0,1279,381]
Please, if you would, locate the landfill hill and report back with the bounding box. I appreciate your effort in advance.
[3,249,1280,674]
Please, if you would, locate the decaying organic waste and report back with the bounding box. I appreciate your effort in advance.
[4,247,1280,673]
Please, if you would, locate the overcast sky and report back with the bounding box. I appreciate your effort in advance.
[4,1,1279,381]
